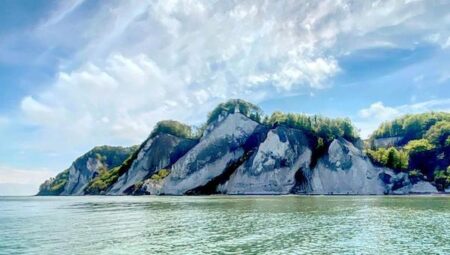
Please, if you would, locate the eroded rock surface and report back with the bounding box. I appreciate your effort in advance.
[108,134,196,195]
[372,136,403,149]
[146,113,261,195]
[60,146,135,195]
[41,114,441,196]
[310,139,386,195]
[220,127,311,194]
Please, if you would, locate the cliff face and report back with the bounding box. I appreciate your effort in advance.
[144,113,262,195]
[139,115,439,195]
[218,126,311,195]
[309,139,386,195]
[61,157,104,195]
[38,146,135,196]
[39,101,444,196]
[107,133,196,195]
[372,136,403,149]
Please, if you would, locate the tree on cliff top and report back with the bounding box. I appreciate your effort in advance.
[264,111,359,143]
[370,112,450,141]
[149,120,195,139]
[206,99,263,125]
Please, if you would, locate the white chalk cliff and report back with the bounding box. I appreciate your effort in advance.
[39,105,442,196]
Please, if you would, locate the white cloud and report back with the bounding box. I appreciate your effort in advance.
[356,98,450,138]
[21,54,197,146]
[358,101,401,121]
[20,96,62,126]
[18,0,450,148]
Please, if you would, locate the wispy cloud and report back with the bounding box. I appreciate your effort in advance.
[359,102,401,121]
[40,0,85,27]
[17,0,449,148]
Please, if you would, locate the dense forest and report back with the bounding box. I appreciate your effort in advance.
[367,112,450,190]
[370,112,450,143]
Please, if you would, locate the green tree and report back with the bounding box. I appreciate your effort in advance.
[404,139,435,153]
[264,112,358,143]
[371,112,450,142]
[207,99,263,125]
[150,120,194,139]
[386,147,398,169]
[425,121,450,147]
[434,166,450,190]
[366,147,408,170]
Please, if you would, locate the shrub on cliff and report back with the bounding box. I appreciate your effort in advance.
[84,147,139,194]
[38,169,69,195]
[150,169,170,181]
[366,147,409,171]
[149,120,195,139]
[434,167,450,190]
[264,112,358,143]
[404,139,435,153]
[207,99,263,125]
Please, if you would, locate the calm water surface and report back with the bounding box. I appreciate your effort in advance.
[0,196,449,254]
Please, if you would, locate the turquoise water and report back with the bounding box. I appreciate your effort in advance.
[0,196,449,254]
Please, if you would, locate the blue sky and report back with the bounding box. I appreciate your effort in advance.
[0,0,449,195]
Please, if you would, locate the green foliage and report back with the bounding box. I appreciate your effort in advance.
[264,112,359,143]
[368,112,450,180]
[207,99,263,125]
[149,120,195,139]
[157,99,358,146]
[371,112,450,142]
[38,145,137,195]
[434,166,450,189]
[150,169,170,181]
[366,147,409,170]
[86,145,137,171]
[94,153,106,162]
[425,121,450,147]
[38,169,70,195]
[316,137,325,151]
[85,166,120,194]
[408,169,425,183]
[84,147,140,194]
[404,139,435,153]
[409,169,424,178]
[85,150,139,195]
